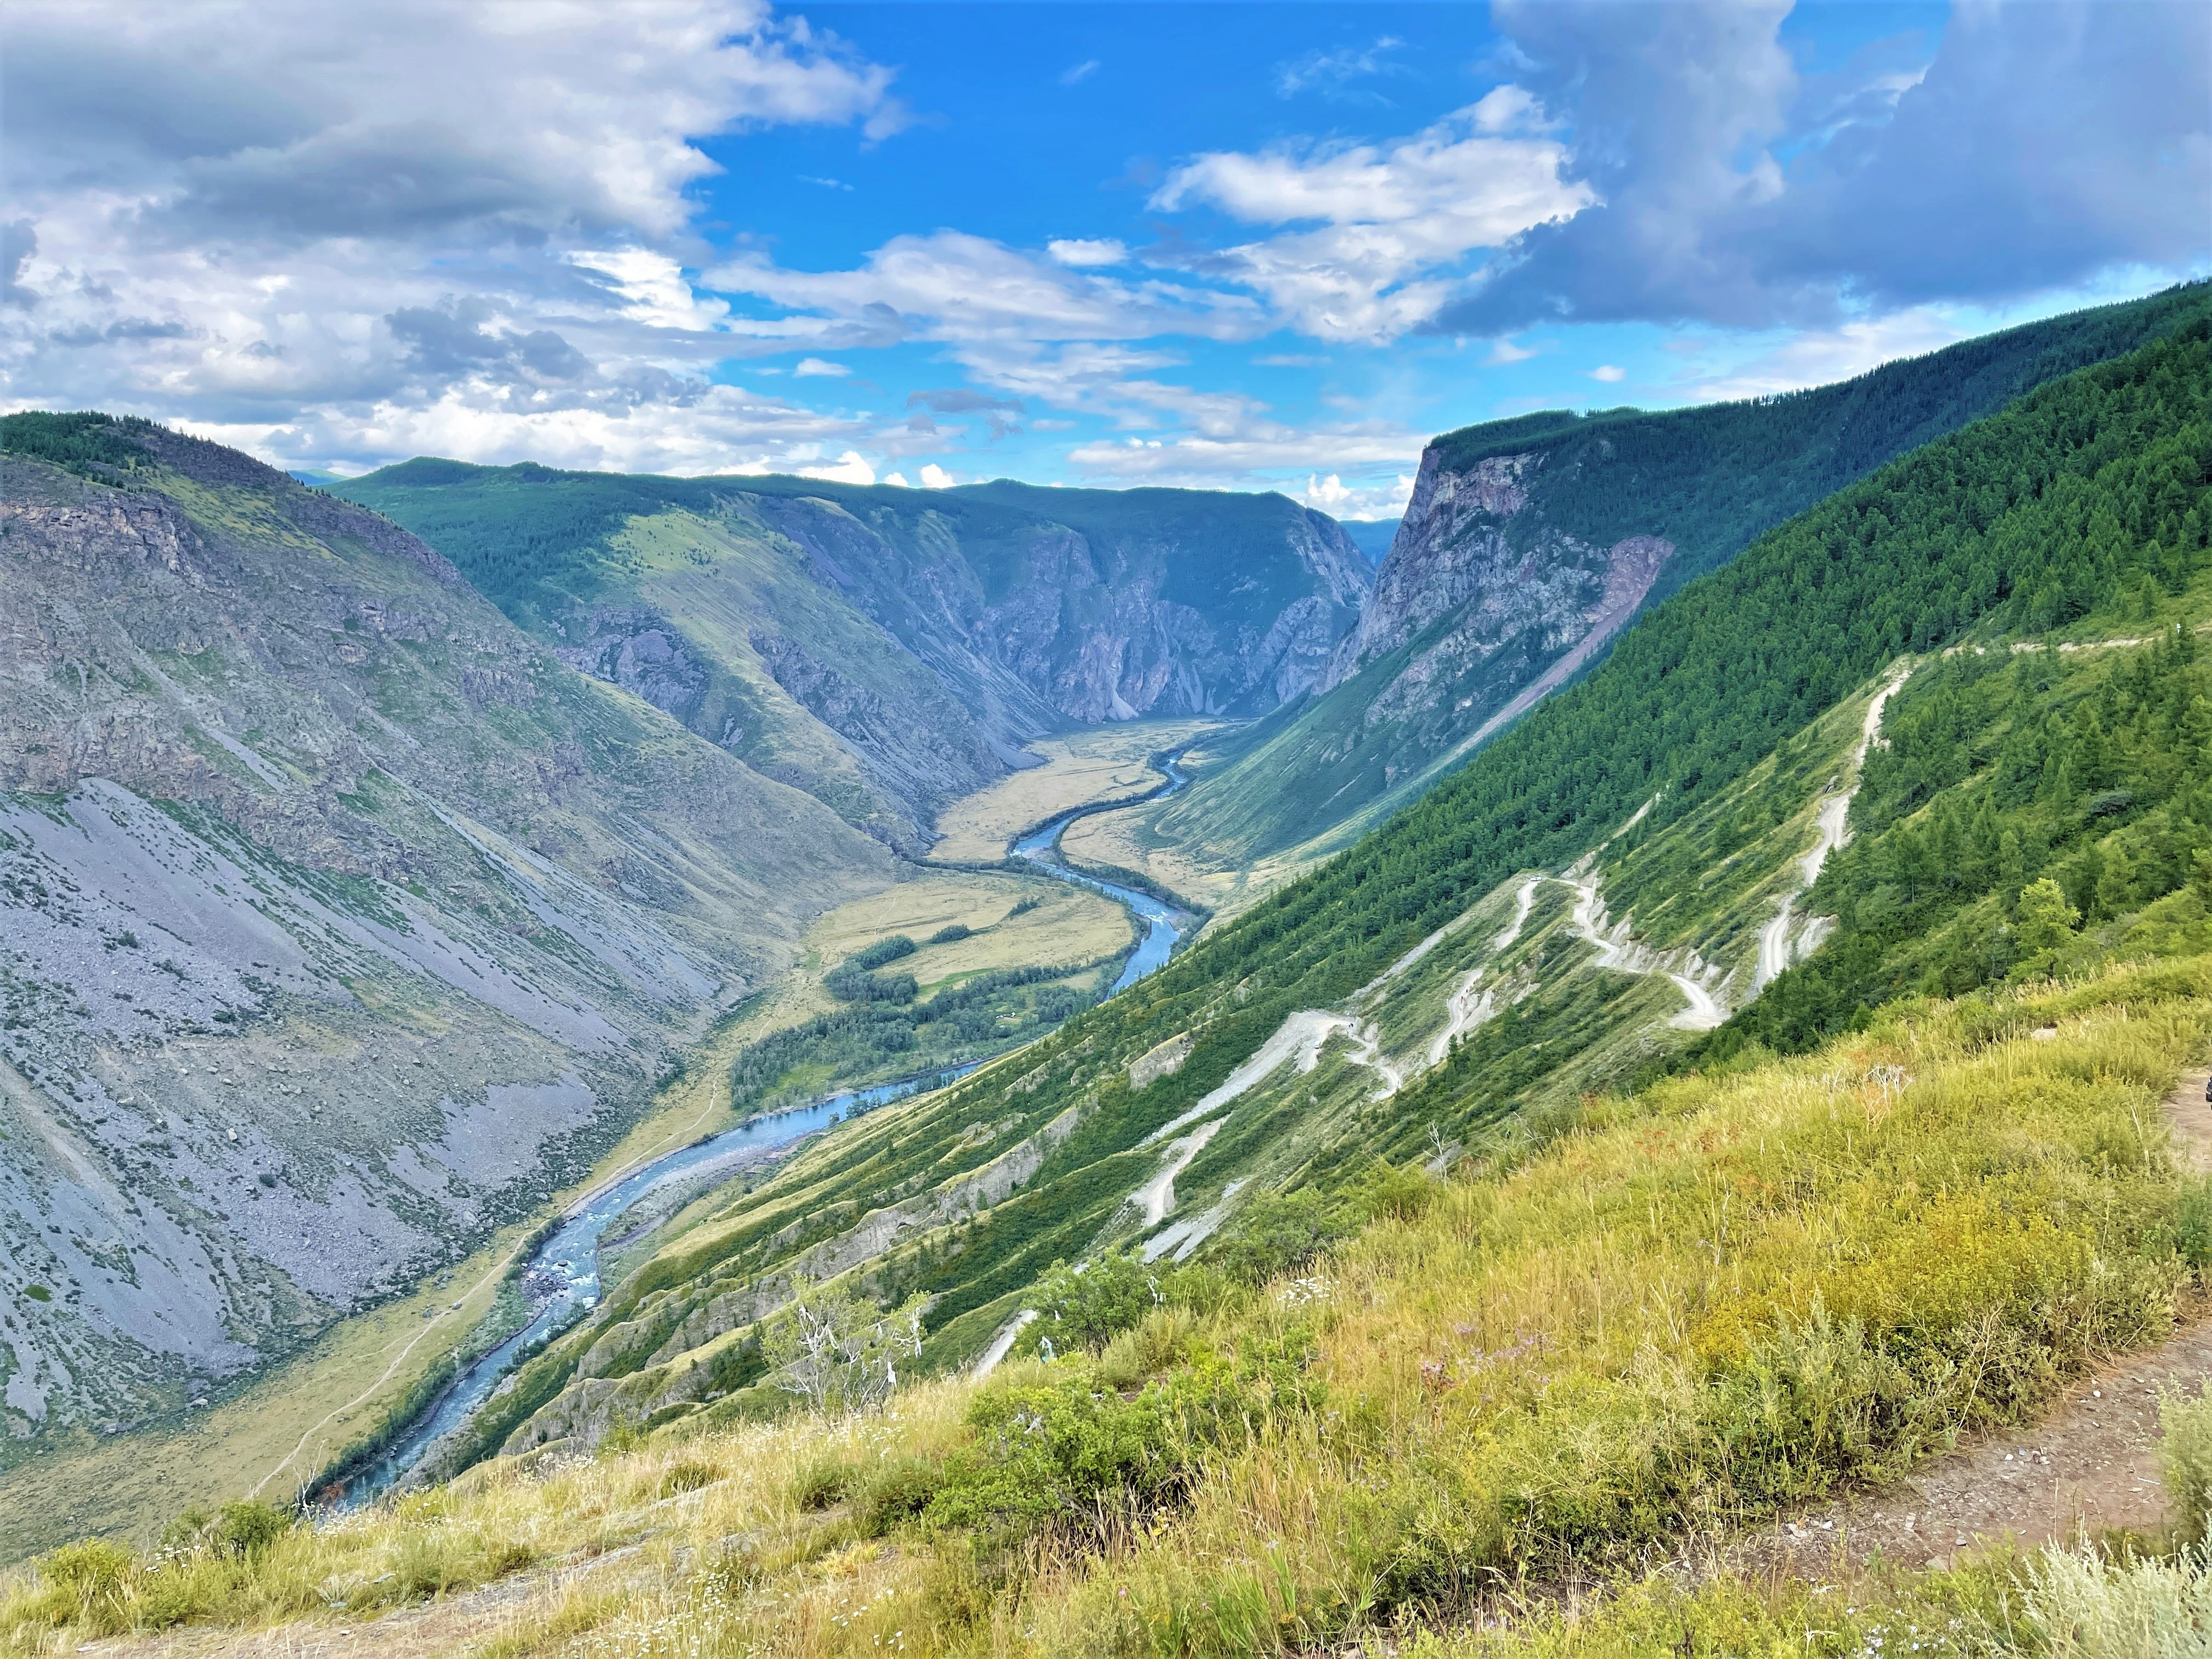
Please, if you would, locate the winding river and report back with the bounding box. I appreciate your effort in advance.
[347,751,1196,1500]
[1012,749,1192,991]
[343,1066,974,1501]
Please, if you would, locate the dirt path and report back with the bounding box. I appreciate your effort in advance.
[1753,662,1910,995]
[1730,1066,2212,1582]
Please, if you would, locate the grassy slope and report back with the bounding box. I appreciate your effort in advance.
[1146,281,2212,873]
[221,318,2212,1495]
[12,955,2209,1655]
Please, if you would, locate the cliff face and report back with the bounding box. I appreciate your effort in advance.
[336,466,1372,852]
[1321,446,1673,708]
[0,430,889,1452]
[1143,447,1674,867]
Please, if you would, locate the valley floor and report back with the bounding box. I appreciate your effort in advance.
[1,857,1130,1564]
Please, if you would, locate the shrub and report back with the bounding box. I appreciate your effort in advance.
[210,1499,291,1559]
[29,1538,133,1626]
[849,936,918,970]
[928,924,974,944]
[2162,1383,2212,1544]
[2027,1541,2212,1657]
[2177,1178,2212,1268]
[790,1457,856,1511]
[856,1455,943,1535]
[1019,1252,1165,1358]
[1212,1188,1350,1286]
[927,1328,1319,1549]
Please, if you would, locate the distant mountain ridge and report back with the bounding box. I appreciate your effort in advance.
[335,465,1370,853]
[1142,281,2212,873]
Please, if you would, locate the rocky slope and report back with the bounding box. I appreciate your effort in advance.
[1135,282,2212,872]
[0,419,892,1457]
[336,466,1372,854]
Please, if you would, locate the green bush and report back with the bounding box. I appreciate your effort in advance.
[1212,1188,1350,1286]
[2161,1383,2212,1544]
[29,1537,133,1624]
[791,1457,857,1511]
[928,924,974,944]
[211,1499,291,1559]
[926,1329,1320,1549]
[2179,1180,2212,1269]
[857,1455,944,1536]
[1019,1251,1165,1358]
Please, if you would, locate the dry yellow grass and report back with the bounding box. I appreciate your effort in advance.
[800,870,1130,982]
[923,720,1223,864]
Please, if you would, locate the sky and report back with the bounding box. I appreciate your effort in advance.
[3,2,2206,521]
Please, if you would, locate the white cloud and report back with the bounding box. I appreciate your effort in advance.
[1681,306,1978,403]
[1589,364,1626,382]
[1059,59,1100,86]
[1,0,904,469]
[797,449,877,485]
[1064,415,1422,493]
[707,230,1264,349]
[1297,471,1415,520]
[568,248,733,331]
[173,379,868,478]
[918,462,956,488]
[883,470,911,487]
[1485,338,1537,365]
[793,357,851,376]
[1147,89,1596,342]
[1047,238,1130,268]
[1273,37,1405,100]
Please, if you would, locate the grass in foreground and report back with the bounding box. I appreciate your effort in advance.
[9,958,2212,1656]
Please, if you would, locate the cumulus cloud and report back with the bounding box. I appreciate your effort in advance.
[1297,470,1415,520]
[1433,0,2209,334]
[793,357,851,376]
[1148,88,1595,342]
[1,0,905,471]
[1588,364,1624,382]
[795,449,876,485]
[918,462,956,488]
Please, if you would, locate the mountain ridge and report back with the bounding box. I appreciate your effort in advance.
[332,464,1371,854]
[1136,281,2212,877]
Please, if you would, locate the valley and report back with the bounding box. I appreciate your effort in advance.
[11,294,2212,1659]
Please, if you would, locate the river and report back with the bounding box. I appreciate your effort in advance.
[341,1064,975,1502]
[1012,749,1191,991]
[346,752,1195,1500]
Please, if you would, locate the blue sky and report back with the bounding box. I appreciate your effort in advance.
[4,1,2206,520]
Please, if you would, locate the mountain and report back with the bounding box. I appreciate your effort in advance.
[402,314,2212,1481]
[331,465,1372,854]
[1135,282,2212,878]
[0,415,895,1458]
